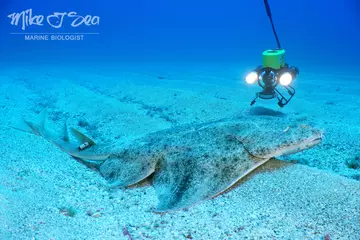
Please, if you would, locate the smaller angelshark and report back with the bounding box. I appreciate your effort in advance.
[15,109,323,212]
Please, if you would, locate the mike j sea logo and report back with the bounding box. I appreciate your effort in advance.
[8,9,100,41]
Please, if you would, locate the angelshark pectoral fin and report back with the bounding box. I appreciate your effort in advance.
[152,147,272,213]
[221,158,293,195]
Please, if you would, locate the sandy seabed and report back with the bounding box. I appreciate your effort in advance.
[0,63,359,240]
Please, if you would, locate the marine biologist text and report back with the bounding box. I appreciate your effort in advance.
[8,9,100,31]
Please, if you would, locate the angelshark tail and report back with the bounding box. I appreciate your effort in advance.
[18,109,110,161]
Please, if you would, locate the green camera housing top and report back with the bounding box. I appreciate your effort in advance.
[262,49,286,70]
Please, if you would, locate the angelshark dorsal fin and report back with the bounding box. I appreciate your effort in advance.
[62,120,70,142]
[70,127,96,146]
[38,109,48,129]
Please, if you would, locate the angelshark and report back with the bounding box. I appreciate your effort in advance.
[15,109,323,212]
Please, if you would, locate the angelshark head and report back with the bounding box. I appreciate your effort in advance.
[238,121,323,159]
[265,126,323,158]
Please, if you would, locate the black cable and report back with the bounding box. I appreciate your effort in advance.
[263,0,282,49]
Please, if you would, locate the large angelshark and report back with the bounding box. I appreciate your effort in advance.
[15,109,322,212]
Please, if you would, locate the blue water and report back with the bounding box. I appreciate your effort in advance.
[1,0,359,69]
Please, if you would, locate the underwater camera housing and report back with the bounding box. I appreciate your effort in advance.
[246,49,299,107]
